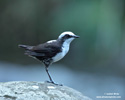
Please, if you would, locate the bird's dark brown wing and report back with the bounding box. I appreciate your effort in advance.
[28,41,62,59]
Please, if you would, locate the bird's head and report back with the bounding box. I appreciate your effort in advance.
[58,31,79,44]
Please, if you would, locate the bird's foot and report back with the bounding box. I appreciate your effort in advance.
[45,81,63,86]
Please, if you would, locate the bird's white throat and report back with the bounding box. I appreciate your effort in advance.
[52,40,71,63]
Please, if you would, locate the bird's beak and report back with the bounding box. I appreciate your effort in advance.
[74,35,80,38]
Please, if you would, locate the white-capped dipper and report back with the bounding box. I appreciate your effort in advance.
[19,31,79,85]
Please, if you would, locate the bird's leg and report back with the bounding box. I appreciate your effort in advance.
[43,59,55,83]
[45,66,54,84]
[45,66,63,86]
[43,60,62,85]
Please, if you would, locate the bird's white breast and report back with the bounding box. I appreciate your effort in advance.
[52,43,70,62]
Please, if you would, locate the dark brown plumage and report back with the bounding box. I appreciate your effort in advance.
[18,31,79,85]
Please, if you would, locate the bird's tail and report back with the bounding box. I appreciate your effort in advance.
[18,44,33,50]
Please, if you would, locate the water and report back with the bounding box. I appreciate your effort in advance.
[0,62,124,100]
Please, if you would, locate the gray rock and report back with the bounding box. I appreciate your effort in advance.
[0,81,92,100]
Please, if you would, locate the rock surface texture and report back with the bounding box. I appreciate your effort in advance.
[0,81,92,100]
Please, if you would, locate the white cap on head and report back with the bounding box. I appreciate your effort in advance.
[58,31,75,39]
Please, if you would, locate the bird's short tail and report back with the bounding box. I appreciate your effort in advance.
[18,44,33,50]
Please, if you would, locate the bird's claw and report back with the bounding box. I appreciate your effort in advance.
[45,81,63,86]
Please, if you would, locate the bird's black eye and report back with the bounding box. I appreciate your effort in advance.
[66,35,71,38]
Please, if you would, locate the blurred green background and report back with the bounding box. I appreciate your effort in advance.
[0,0,125,99]
[0,0,125,75]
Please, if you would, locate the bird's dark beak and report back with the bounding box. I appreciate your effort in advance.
[74,35,80,38]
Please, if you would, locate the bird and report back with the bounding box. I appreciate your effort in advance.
[18,31,79,85]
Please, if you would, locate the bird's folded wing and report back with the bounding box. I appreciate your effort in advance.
[25,50,45,56]
[29,43,61,57]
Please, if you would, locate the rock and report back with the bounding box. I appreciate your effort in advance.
[0,81,92,100]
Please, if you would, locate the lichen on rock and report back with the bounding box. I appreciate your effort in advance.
[0,81,92,100]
